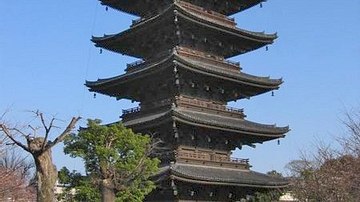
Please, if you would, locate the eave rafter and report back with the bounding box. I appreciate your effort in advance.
[122,108,289,143]
[169,163,289,188]
[91,3,276,59]
[99,0,267,17]
[85,52,283,102]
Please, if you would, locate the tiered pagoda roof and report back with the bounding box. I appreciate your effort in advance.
[122,107,288,145]
[168,163,288,188]
[146,162,289,201]
[86,47,282,102]
[99,0,266,16]
[92,1,276,59]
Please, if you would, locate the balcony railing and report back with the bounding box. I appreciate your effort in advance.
[231,157,249,164]
[226,106,244,113]
[131,18,145,26]
[176,46,241,71]
[126,60,145,72]
[177,149,250,166]
[176,96,244,116]
[225,59,240,67]
[122,106,141,115]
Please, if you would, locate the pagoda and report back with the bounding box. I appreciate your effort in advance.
[86,0,290,201]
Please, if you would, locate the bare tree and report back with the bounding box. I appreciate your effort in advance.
[0,147,35,201]
[286,108,360,202]
[339,108,360,158]
[0,110,81,202]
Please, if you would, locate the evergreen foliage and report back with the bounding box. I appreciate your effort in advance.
[63,119,160,202]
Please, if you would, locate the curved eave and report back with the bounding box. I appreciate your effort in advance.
[85,53,283,99]
[175,3,277,41]
[86,54,172,86]
[170,163,289,188]
[90,5,173,58]
[174,109,289,137]
[174,54,283,89]
[124,108,289,139]
[85,55,174,99]
[99,0,267,17]
[91,3,276,58]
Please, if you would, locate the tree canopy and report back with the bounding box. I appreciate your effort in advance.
[63,119,160,202]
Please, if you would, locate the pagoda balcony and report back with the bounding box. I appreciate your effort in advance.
[121,96,245,120]
[126,59,146,72]
[122,106,141,116]
[131,17,147,27]
[177,0,236,28]
[176,147,250,170]
[125,47,242,73]
[175,96,245,119]
[176,46,241,72]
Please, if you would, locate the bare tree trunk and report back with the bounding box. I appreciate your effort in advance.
[33,145,57,202]
[1,113,81,202]
[101,179,116,202]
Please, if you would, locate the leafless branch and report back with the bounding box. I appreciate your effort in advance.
[0,124,30,153]
[0,109,10,121]
[45,116,81,151]
[27,125,39,138]
[41,114,56,150]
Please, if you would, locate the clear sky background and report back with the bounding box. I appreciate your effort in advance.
[1,1,359,175]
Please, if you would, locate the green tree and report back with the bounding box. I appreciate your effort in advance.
[267,170,283,178]
[57,166,100,202]
[63,119,160,202]
[58,166,71,184]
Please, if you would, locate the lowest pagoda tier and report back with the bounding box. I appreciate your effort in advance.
[86,47,282,103]
[99,0,266,16]
[146,162,288,201]
[92,1,276,59]
[117,102,289,201]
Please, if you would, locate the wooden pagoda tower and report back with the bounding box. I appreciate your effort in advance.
[87,0,290,201]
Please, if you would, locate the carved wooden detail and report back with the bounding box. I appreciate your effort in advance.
[176,95,245,118]
[177,0,236,28]
[176,146,249,169]
[176,46,241,71]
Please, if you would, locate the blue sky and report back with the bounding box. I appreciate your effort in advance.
[1,1,360,174]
